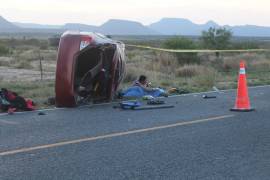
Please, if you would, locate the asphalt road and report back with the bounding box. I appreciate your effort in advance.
[1,86,270,180]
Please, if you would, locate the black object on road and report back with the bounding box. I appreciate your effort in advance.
[121,101,141,109]
[114,100,174,110]
[147,99,165,105]
[202,95,217,99]
[38,112,46,116]
[133,104,175,110]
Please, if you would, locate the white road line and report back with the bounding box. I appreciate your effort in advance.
[0,114,234,156]
[0,120,19,125]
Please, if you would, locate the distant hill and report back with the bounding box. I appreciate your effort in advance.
[149,18,270,37]
[149,18,220,35]
[99,19,157,35]
[9,19,157,35]
[1,15,270,37]
[0,16,20,31]
[230,25,270,37]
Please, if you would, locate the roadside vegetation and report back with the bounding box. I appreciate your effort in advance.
[0,27,270,108]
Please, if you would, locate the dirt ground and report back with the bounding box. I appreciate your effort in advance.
[0,66,55,82]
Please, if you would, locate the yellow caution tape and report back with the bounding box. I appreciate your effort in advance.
[126,44,270,53]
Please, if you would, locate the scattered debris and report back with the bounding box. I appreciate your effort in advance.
[114,99,174,111]
[213,86,220,92]
[133,104,175,110]
[142,95,154,100]
[0,88,35,113]
[202,95,217,99]
[38,111,46,116]
[147,99,165,105]
[120,101,142,110]
[168,88,190,95]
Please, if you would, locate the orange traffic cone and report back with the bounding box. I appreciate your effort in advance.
[231,60,254,112]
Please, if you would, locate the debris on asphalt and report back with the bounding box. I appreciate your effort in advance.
[114,99,174,110]
[38,111,46,116]
[202,95,217,99]
[142,95,154,100]
[147,99,165,105]
[133,104,175,110]
[213,86,225,94]
[212,86,219,92]
[168,88,190,95]
[0,88,35,113]
[120,101,141,109]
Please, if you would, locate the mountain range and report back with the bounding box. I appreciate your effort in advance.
[1,15,270,37]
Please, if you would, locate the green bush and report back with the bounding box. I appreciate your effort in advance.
[200,27,232,49]
[0,44,9,55]
[162,37,199,64]
[162,37,197,50]
[193,67,218,89]
[175,52,200,65]
[49,37,60,47]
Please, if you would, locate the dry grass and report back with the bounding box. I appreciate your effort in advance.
[152,52,178,74]
[1,39,270,110]
[192,67,218,88]
[176,65,205,77]
[1,80,55,108]
[221,58,240,72]
[249,59,270,70]
[125,49,270,92]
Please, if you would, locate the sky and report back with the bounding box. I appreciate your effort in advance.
[0,0,270,26]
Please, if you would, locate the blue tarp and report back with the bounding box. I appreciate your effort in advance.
[122,86,165,98]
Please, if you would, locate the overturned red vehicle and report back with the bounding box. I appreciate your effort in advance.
[55,32,125,107]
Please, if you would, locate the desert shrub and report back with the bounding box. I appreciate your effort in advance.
[162,37,200,65]
[175,65,218,78]
[123,66,138,83]
[222,59,240,72]
[193,67,218,88]
[175,53,200,65]
[16,60,33,69]
[200,27,232,49]
[250,59,270,70]
[0,60,10,66]
[24,39,41,46]
[0,44,9,55]
[152,52,178,73]
[41,50,57,61]
[49,37,60,47]
[162,37,200,64]
[4,38,48,50]
[39,41,49,50]
[176,65,204,77]
[18,50,38,61]
[163,37,197,50]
